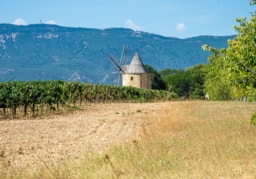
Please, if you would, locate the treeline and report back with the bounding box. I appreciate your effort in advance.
[146,64,207,100]
[0,81,175,119]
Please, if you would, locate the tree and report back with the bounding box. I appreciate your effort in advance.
[202,46,232,100]
[224,14,256,101]
[202,1,256,124]
[144,65,167,90]
[202,6,256,101]
[164,71,190,98]
[186,64,208,99]
[163,65,207,99]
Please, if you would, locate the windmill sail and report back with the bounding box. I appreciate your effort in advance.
[108,55,124,73]
[120,44,128,65]
[107,45,129,85]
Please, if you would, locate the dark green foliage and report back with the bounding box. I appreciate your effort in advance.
[163,64,207,99]
[165,71,190,98]
[0,24,233,84]
[159,69,183,78]
[144,65,167,90]
[186,64,207,99]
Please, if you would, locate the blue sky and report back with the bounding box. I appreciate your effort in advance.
[1,0,255,38]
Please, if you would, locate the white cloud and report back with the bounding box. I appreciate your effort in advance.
[44,20,56,25]
[13,18,27,25]
[125,19,143,31]
[176,23,186,32]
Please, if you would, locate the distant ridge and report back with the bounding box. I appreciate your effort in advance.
[0,24,235,84]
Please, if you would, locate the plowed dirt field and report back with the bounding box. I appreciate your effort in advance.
[0,102,167,172]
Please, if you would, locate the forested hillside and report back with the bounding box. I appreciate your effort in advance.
[0,24,234,83]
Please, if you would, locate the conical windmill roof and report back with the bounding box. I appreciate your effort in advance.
[123,52,146,74]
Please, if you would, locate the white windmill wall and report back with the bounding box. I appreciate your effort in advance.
[122,73,151,89]
[122,52,151,89]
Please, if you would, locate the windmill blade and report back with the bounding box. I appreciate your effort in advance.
[108,54,124,73]
[120,44,129,65]
[117,73,122,85]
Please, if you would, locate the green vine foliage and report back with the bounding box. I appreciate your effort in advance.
[0,81,176,119]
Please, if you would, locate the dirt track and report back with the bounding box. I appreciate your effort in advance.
[0,102,167,172]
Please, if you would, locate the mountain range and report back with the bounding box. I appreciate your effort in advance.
[0,24,235,84]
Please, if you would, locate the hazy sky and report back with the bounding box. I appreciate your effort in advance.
[1,0,255,38]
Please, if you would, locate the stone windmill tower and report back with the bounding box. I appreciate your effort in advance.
[122,52,151,89]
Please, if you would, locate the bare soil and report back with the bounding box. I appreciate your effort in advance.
[0,102,166,172]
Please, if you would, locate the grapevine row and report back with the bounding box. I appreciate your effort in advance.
[0,81,175,119]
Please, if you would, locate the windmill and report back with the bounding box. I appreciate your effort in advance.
[108,45,129,85]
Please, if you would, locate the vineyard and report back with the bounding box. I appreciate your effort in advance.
[0,81,175,119]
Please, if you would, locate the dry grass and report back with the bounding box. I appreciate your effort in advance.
[1,101,256,178]
[98,101,256,179]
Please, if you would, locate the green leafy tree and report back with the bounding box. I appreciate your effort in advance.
[163,65,207,99]
[203,11,256,101]
[224,14,256,101]
[202,45,232,100]
[144,65,167,90]
[202,1,255,124]
[186,64,208,99]
[164,70,191,98]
